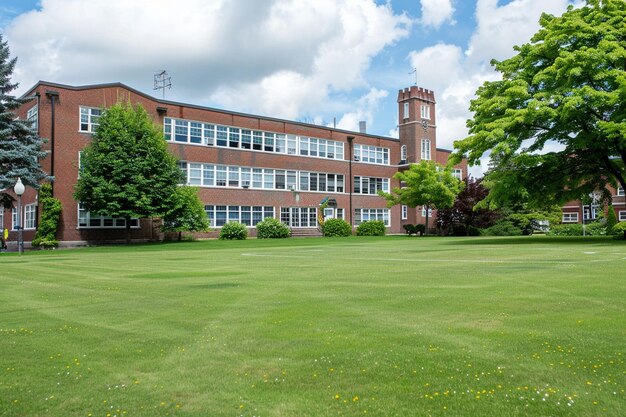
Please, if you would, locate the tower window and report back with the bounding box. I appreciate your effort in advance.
[403,102,409,119]
[421,105,430,120]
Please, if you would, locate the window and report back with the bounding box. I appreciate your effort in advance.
[421,206,433,217]
[354,208,390,227]
[617,186,624,196]
[401,145,407,163]
[12,208,18,230]
[77,204,139,228]
[205,205,274,227]
[79,107,101,133]
[452,169,462,180]
[24,204,36,230]
[27,104,38,132]
[280,207,318,228]
[421,104,430,120]
[403,102,409,119]
[619,211,626,222]
[421,139,431,160]
[402,205,408,220]
[0,211,3,233]
[562,212,579,223]
[354,176,389,194]
[353,144,390,165]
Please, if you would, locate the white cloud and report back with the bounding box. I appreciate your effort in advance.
[332,87,389,132]
[408,0,576,176]
[5,0,410,127]
[420,0,456,29]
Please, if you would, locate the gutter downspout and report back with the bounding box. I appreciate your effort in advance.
[45,90,60,197]
[347,136,354,227]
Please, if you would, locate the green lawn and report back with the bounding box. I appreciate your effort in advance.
[1,236,624,417]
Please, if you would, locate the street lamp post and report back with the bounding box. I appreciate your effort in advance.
[13,177,25,255]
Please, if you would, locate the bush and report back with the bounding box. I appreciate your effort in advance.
[356,220,386,236]
[606,206,618,234]
[403,224,417,235]
[219,222,248,240]
[483,220,523,236]
[547,222,606,236]
[612,222,626,239]
[467,225,482,236]
[415,224,426,235]
[256,217,291,239]
[32,184,61,249]
[322,218,352,237]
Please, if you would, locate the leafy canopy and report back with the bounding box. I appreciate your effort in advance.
[74,102,182,235]
[162,186,210,239]
[0,34,49,190]
[379,161,463,232]
[452,0,626,208]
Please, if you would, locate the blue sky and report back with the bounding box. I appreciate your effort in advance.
[1,0,578,173]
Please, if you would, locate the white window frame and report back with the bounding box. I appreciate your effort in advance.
[562,212,579,223]
[77,204,139,229]
[452,169,462,180]
[24,203,36,230]
[401,205,408,220]
[27,104,38,132]
[205,205,274,228]
[421,104,430,120]
[281,207,318,228]
[0,211,4,233]
[617,186,624,197]
[79,107,101,133]
[421,139,431,160]
[403,102,409,119]
[400,145,407,162]
[354,208,390,227]
[353,144,390,165]
[618,211,626,222]
[12,208,19,231]
[353,176,390,195]
[421,206,433,217]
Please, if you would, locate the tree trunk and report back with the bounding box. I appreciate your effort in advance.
[425,205,429,236]
[125,216,131,244]
[178,231,182,242]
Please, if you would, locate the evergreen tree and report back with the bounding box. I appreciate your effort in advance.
[0,34,49,191]
[74,102,183,243]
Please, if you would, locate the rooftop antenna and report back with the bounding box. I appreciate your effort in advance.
[153,70,172,99]
[409,67,417,86]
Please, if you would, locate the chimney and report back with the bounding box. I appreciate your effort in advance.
[359,121,366,134]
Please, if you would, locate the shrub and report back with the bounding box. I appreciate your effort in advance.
[483,220,523,236]
[467,225,482,236]
[403,224,417,235]
[32,184,61,249]
[415,224,426,236]
[356,220,386,236]
[219,222,248,240]
[612,222,626,239]
[547,222,606,236]
[322,218,352,237]
[606,206,618,234]
[256,217,291,239]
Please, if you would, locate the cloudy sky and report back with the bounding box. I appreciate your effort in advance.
[1,0,579,173]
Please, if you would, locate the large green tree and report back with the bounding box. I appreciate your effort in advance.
[162,186,210,241]
[452,0,626,208]
[0,34,49,192]
[379,161,463,234]
[74,103,182,243]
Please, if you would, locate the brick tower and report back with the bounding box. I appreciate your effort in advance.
[397,86,436,165]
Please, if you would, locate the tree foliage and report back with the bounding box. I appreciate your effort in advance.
[437,177,500,235]
[0,35,49,191]
[379,161,463,233]
[32,183,61,248]
[74,103,182,243]
[452,0,626,208]
[161,186,210,241]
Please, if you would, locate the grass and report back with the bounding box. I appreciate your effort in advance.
[0,236,624,417]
